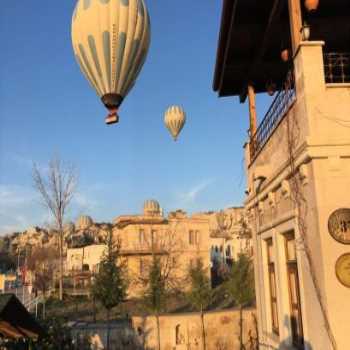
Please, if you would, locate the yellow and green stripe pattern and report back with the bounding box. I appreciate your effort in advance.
[71,0,151,99]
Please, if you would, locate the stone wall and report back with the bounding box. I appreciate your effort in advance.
[70,308,257,350]
[132,308,257,350]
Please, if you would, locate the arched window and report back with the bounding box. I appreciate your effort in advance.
[226,245,231,257]
[175,324,184,345]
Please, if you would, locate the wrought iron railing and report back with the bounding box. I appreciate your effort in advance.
[250,71,296,161]
[324,52,350,84]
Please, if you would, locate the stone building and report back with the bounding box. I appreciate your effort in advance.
[213,1,350,349]
[205,207,252,265]
[113,200,211,297]
[66,244,106,273]
[65,200,212,298]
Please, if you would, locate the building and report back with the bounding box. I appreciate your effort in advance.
[213,1,350,349]
[0,274,17,293]
[113,200,211,297]
[65,200,212,298]
[206,207,252,264]
[66,244,106,273]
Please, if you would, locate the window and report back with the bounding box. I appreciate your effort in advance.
[226,245,231,257]
[151,230,157,240]
[195,230,200,244]
[139,259,145,275]
[189,230,200,245]
[137,326,143,336]
[285,233,304,348]
[189,230,195,245]
[150,230,158,248]
[92,263,99,273]
[175,324,184,345]
[266,238,279,335]
[139,229,145,245]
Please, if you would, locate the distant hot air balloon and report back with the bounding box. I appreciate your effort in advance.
[71,0,151,125]
[164,106,186,141]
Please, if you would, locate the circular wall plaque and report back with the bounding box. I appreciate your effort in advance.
[335,254,350,288]
[328,208,350,244]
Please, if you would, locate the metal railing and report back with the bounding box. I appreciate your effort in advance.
[250,71,296,161]
[324,52,350,84]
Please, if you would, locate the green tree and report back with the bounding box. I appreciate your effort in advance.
[143,256,166,350]
[91,226,126,350]
[187,258,212,350]
[225,254,255,350]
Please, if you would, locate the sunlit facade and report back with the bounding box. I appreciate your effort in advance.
[213,1,350,349]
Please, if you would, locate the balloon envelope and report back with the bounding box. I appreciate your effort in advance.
[71,0,151,120]
[164,106,186,141]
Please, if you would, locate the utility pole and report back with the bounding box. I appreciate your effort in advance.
[16,250,20,297]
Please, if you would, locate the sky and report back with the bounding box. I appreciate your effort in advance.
[0,1,272,234]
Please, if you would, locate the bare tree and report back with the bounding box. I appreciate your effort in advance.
[33,157,77,300]
[137,222,185,350]
[136,221,185,292]
[27,246,59,318]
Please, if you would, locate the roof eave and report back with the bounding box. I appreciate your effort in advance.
[212,0,235,93]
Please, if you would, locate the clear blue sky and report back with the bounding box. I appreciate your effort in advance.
[0,1,272,234]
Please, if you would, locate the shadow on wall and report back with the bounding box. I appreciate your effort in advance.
[259,339,313,350]
[259,315,314,350]
[72,320,147,350]
[136,316,153,350]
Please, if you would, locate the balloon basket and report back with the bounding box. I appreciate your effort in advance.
[105,112,119,125]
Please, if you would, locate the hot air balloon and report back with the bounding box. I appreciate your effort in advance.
[164,106,186,141]
[71,0,151,125]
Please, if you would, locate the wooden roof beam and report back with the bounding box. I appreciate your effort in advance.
[288,0,302,54]
[217,0,239,95]
[240,0,285,103]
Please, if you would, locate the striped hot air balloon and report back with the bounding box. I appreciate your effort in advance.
[71,0,151,125]
[164,106,186,141]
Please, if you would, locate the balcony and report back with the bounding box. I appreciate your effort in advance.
[250,71,296,161]
[245,42,350,200]
[324,52,350,84]
[249,49,350,164]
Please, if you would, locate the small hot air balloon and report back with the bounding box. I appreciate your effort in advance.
[71,0,151,125]
[164,106,186,141]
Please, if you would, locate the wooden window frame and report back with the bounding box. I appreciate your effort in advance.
[139,229,145,245]
[266,238,279,335]
[284,233,304,349]
[189,230,194,245]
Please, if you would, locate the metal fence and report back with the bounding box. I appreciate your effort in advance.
[324,52,350,84]
[250,71,296,161]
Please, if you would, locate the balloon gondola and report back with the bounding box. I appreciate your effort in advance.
[71,0,151,125]
[164,106,186,141]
